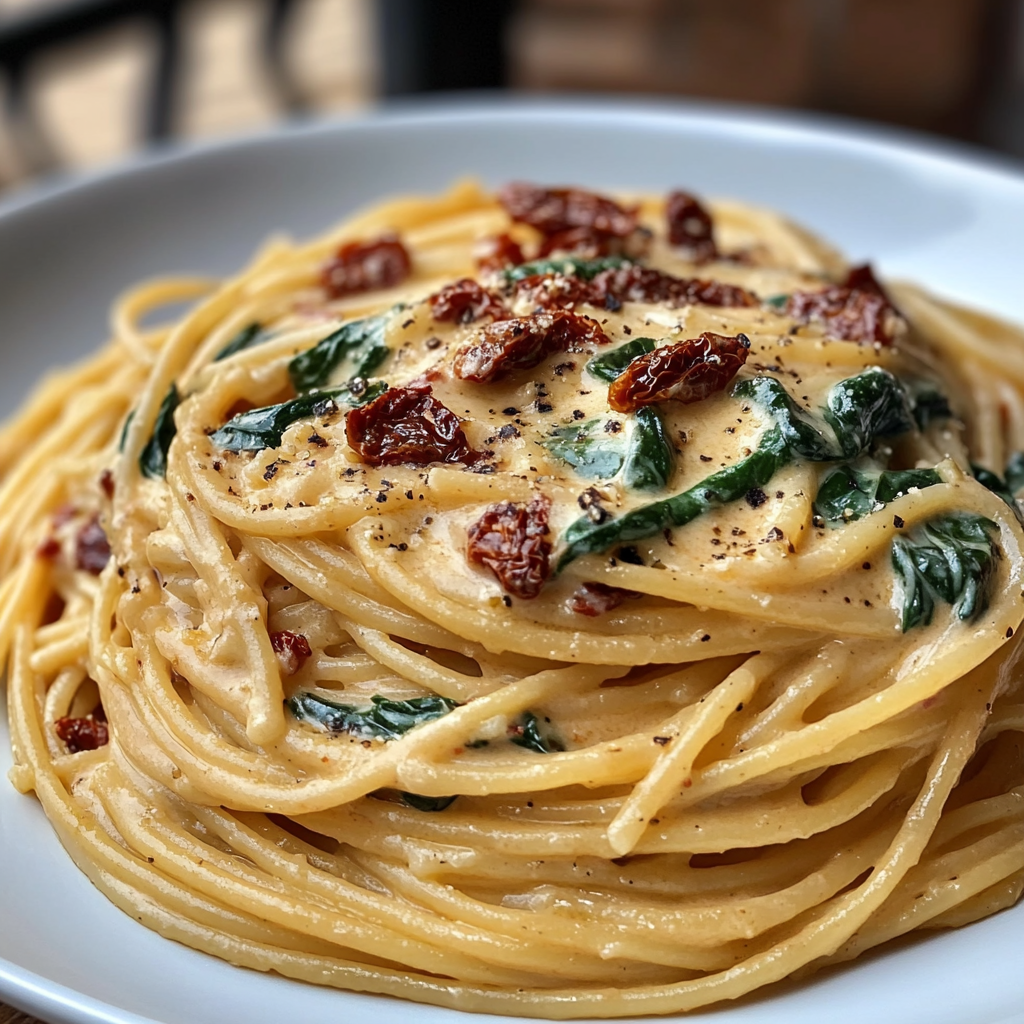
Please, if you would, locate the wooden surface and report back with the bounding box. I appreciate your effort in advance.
[0,1006,42,1024]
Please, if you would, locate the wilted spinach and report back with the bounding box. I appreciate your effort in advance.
[814,465,942,524]
[288,316,389,392]
[891,513,998,631]
[210,379,387,452]
[139,384,180,479]
[287,692,461,740]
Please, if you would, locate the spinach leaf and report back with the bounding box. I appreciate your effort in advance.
[732,376,833,460]
[543,408,673,490]
[585,337,658,382]
[622,407,674,491]
[891,513,998,632]
[502,255,629,284]
[558,370,915,569]
[215,322,265,361]
[907,382,953,430]
[118,409,135,453]
[763,294,789,310]
[287,692,461,740]
[1006,452,1024,495]
[541,419,625,479]
[400,793,458,812]
[972,463,1016,507]
[288,316,389,393]
[971,461,1024,525]
[511,712,565,753]
[139,384,180,479]
[814,466,942,524]
[210,380,387,452]
[558,426,791,570]
[874,470,941,504]
[733,369,914,462]
[822,370,917,459]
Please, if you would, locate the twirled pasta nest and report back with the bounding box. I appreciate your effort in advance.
[2,180,1024,1017]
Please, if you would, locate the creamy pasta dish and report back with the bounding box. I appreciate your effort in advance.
[1,180,1023,1017]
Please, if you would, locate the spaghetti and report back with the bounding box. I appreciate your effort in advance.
[2,179,1024,1017]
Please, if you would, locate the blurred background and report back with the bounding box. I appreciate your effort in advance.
[0,0,1021,190]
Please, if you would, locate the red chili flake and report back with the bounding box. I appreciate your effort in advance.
[589,265,757,309]
[428,278,508,324]
[322,235,411,299]
[570,582,640,617]
[75,515,111,575]
[666,190,718,262]
[99,469,115,499]
[454,311,609,384]
[346,385,481,466]
[270,630,312,675]
[466,495,552,599]
[512,273,598,311]
[785,286,896,344]
[499,183,638,238]
[608,332,751,413]
[55,704,108,754]
[476,233,525,271]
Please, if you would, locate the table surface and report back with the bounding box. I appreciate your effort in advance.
[1,1006,41,1024]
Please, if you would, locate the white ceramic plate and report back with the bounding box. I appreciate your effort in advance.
[1,98,1023,1024]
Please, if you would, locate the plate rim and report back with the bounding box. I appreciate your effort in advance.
[2,93,1023,225]
[2,94,1024,1024]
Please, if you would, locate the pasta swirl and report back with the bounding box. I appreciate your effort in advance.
[3,179,1024,1017]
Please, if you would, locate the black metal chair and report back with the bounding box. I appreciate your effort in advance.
[0,0,521,182]
[0,0,306,178]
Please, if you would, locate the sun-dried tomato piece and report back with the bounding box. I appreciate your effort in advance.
[512,273,598,311]
[322,235,411,298]
[53,504,77,527]
[785,286,896,343]
[570,582,640,616]
[346,385,480,467]
[37,536,61,560]
[270,630,312,675]
[590,266,663,304]
[666,190,718,262]
[843,263,887,298]
[537,225,616,258]
[680,278,759,308]
[476,233,525,272]
[75,515,111,575]
[590,265,756,309]
[608,332,751,413]
[467,496,551,599]
[454,311,610,383]
[55,704,108,754]
[428,278,508,324]
[499,183,638,238]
